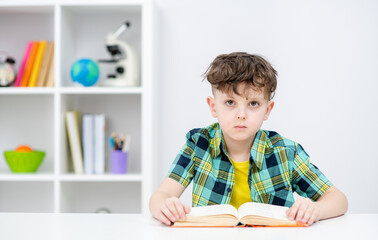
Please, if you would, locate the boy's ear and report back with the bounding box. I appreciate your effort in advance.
[207,96,217,118]
[264,101,275,120]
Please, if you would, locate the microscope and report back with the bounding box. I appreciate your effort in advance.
[99,21,139,87]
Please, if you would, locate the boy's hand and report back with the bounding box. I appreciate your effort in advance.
[286,197,321,226]
[159,197,191,226]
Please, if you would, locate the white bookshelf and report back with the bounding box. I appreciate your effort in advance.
[0,0,154,214]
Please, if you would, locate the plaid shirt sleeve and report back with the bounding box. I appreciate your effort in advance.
[167,131,196,188]
[292,144,333,201]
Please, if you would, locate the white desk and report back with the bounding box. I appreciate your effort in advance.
[0,213,376,240]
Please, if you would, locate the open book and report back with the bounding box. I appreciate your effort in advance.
[172,202,308,227]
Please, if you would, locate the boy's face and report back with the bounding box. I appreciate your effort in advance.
[207,83,274,145]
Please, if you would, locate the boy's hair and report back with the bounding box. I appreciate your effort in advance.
[203,52,277,100]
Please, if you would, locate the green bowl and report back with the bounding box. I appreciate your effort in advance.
[3,151,45,173]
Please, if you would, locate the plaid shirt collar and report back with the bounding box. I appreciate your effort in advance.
[209,123,267,169]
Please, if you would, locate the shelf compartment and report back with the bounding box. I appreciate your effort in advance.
[0,181,54,212]
[60,181,141,213]
[0,0,153,214]
[59,5,142,87]
[0,95,55,173]
[60,94,141,174]
[0,6,54,76]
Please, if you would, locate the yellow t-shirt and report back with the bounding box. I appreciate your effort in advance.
[229,158,252,209]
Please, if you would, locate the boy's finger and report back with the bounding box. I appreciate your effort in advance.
[308,213,318,226]
[295,204,308,222]
[159,212,172,226]
[165,200,179,219]
[184,205,191,214]
[288,202,300,220]
[301,207,313,223]
[161,203,176,222]
[172,198,186,220]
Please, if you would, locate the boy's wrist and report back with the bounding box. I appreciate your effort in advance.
[313,201,324,221]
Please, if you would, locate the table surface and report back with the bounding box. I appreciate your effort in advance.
[0,213,376,240]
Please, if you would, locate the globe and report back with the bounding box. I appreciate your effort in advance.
[71,59,100,87]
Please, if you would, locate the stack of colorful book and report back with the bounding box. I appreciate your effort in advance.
[64,110,106,174]
[14,40,55,87]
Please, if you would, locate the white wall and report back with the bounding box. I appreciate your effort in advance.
[154,0,378,213]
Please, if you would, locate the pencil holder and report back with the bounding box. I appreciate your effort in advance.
[111,150,128,174]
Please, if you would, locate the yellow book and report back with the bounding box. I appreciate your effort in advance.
[172,202,308,228]
[64,111,84,174]
[36,42,54,87]
[28,40,47,87]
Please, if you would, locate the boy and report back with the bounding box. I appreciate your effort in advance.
[149,52,348,226]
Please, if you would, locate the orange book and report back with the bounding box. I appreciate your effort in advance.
[28,40,47,87]
[36,42,54,87]
[20,41,39,87]
[172,202,309,228]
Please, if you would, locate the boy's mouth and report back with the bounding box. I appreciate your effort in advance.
[235,125,247,129]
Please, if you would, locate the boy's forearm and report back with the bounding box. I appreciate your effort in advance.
[315,186,348,220]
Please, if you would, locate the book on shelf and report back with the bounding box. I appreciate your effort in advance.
[14,41,32,87]
[14,41,54,87]
[172,202,309,228]
[94,114,106,174]
[28,40,46,87]
[64,111,84,174]
[44,51,54,87]
[20,41,39,87]
[36,42,54,87]
[82,114,95,174]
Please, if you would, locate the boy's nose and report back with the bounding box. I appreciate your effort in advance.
[236,108,247,120]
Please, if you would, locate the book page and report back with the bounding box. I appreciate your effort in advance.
[188,204,238,217]
[238,202,290,220]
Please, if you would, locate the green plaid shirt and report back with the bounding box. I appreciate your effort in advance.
[168,123,332,207]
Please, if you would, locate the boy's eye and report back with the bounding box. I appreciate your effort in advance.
[249,101,259,107]
[225,100,235,106]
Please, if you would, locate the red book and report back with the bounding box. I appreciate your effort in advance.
[14,41,33,87]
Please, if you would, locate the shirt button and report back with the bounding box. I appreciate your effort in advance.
[227,187,232,192]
